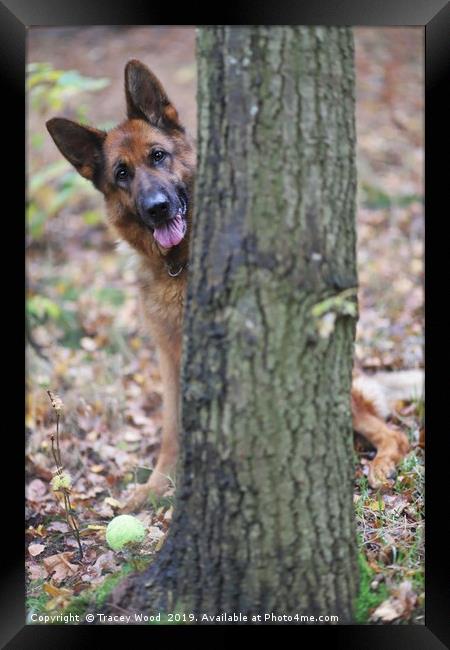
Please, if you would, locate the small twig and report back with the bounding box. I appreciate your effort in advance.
[47,390,83,560]
[55,412,63,467]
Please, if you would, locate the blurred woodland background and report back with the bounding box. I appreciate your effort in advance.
[26,27,424,623]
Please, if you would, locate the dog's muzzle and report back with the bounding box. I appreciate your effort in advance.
[138,190,188,249]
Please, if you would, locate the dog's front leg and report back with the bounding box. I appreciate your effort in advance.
[148,341,181,492]
[351,387,409,488]
[123,336,181,513]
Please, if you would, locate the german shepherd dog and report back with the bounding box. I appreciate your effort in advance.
[47,60,409,512]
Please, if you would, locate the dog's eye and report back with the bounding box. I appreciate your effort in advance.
[152,150,166,164]
[115,166,129,182]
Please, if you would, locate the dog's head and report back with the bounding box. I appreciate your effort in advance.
[46,60,195,253]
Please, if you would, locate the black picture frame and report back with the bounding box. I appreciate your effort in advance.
[6,0,449,646]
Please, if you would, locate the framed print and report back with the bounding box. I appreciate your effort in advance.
[2,0,448,645]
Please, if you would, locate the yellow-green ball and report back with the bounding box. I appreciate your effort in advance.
[106,515,146,551]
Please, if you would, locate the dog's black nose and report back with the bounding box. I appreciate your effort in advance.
[141,192,170,224]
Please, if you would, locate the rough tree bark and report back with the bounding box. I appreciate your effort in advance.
[111,26,358,623]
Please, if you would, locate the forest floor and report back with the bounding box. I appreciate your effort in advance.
[26,27,424,624]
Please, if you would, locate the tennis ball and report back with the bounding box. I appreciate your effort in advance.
[106,515,146,551]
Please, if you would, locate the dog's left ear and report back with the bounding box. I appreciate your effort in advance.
[125,59,182,131]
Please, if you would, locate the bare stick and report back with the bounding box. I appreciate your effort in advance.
[47,391,83,560]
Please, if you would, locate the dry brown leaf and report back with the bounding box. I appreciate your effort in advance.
[104,496,123,510]
[93,550,120,574]
[43,582,73,598]
[26,478,47,501]
[81,551,121,585]
[26,454,53,481]
[27,524,46,538]
[366,499,385,512]
[28,543,46,557]
[43,552,79,583]
[164,507,173,523]
[28,564,47,580]
[90,464,105,473]
[123,430,142,442]
[148,525,164,542]
[371,580,417,622]
[80,336,97,351]
[44,582,73,611]
[47,521,69,533]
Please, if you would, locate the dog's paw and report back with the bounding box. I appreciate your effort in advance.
[121,483,153,514]
[368,427,410,489]
[395,429,410,456]
[121,471,172,514]
[368,455,398,488]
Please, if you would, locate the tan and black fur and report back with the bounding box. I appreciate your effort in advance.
[47,60,409,512]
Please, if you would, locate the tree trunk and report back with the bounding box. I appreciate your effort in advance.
[112,26,358,624]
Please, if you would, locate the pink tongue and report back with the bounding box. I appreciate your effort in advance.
[153,212,185,248]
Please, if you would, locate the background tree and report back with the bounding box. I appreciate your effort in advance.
[112,25,359,623]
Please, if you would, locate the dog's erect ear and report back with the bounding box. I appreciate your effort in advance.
[125,59,182,131]
[46,118,106,182]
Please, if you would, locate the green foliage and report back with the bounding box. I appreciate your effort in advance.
[27,295,61,322]
[27,288,83,349]
[26,579,49,618]
[94,287,126,307]
[361,182,423,210]
[354,550,389,623]
[82,210,103,226]
[63,561,152,618]
[94,563,136,607]
[311,288,358,319]
[27,62,110,240]
[27,63,110,115]
[28,563,139,622]
[27,277,129,354]
[311,288,358,339]
[147,492,175,512]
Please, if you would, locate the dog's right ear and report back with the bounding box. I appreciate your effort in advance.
[125,59,182,131]
[46,118,106,183]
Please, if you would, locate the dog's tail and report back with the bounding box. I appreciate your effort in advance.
[352,369,424,419]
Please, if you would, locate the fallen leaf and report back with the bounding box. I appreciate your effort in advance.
[148,525,164,542]
[366,499,385,512]
[371,581,417,622]
[90,464,105,473]
[26,454,53,481]
[93,550,120,574]
[80,336,97,351]
[47,521,69,533]
[28,543,46,557]
[43,552,79,583]
[104,496,123,510]
[124,430,142,442]
[43,582,73,598]
[28,564,46,580]
[26,479,47,501]
[27,524,46,538]
[164,507,173,523]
